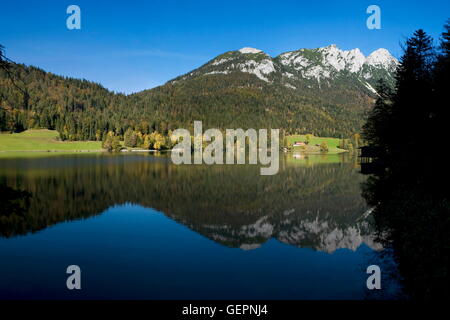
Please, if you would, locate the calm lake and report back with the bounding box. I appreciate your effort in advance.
[0,153,403,299]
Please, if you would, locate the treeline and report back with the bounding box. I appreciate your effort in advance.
[0,47,373,141]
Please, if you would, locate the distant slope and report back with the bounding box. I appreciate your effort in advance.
[130,72,366,137]
[169,45,397,104]
[133,45,397,137]
[0,45,397,140]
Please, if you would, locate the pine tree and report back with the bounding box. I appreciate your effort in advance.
[361,24,450,300]
[432,20,450,150]
[123,128,136,148]
[364,30,435,162]
[393,30,434,153]
[362,79,394,154]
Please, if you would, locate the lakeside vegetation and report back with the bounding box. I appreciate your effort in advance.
[0,128,353,157]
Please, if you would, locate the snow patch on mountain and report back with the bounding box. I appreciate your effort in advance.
[173,44,397,89]
[240,243,262,250]
[279,51,311,68]
[345,49,366,72]
[366,48,398,69]
[283,72,295,78]
[278,45,396,82]
[237,59,275,82]
[205,70,231,76]
[363,81,378,94]
[285,83,296,89]
[277,219,383,253]
[212,58,230,66]
[240,216,274,238]
[318,45,347,72]
[196,211,382,253]
[318,45,367,73]
[239,47,263,54]
[304,65,330,81]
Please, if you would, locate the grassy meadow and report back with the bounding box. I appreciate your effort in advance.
[0,129,347,158]
[0,129,103,156]
[285,134,346,154]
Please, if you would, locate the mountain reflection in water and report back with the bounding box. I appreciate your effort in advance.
[0,153,402,299]
[0,154,377,251]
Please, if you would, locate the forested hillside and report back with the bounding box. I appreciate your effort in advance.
[0,45,397,141]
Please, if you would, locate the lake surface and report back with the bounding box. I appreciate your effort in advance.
[0,153,403,299]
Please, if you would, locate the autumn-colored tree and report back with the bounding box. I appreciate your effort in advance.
[319,142,328,152]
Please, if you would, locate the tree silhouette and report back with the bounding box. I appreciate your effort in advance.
[362,23,450,300]
[432,20,450,148]
[362,79,394,154]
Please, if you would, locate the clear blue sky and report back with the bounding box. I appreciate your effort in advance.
[1,0,449,94]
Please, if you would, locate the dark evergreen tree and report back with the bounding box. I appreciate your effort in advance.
[432,20,450,151]
[362,23,450,300]
[362,79,394,155]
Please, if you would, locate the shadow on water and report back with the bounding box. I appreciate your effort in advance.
[361,157,450,300]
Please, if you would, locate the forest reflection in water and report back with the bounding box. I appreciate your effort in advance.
[0,153,404,299]
[0,153,378,252]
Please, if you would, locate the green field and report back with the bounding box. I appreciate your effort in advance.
[285,134,346,153]
[0,130,346,158]
[0,129,103,154]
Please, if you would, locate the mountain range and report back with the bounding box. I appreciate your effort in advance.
[172,45,397,94]
[0,44,398,139]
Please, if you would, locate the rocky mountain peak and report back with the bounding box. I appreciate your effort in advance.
[170,44,398,95]
[366,48,398,69]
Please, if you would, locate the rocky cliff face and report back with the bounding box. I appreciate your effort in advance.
[171,44,398,95]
